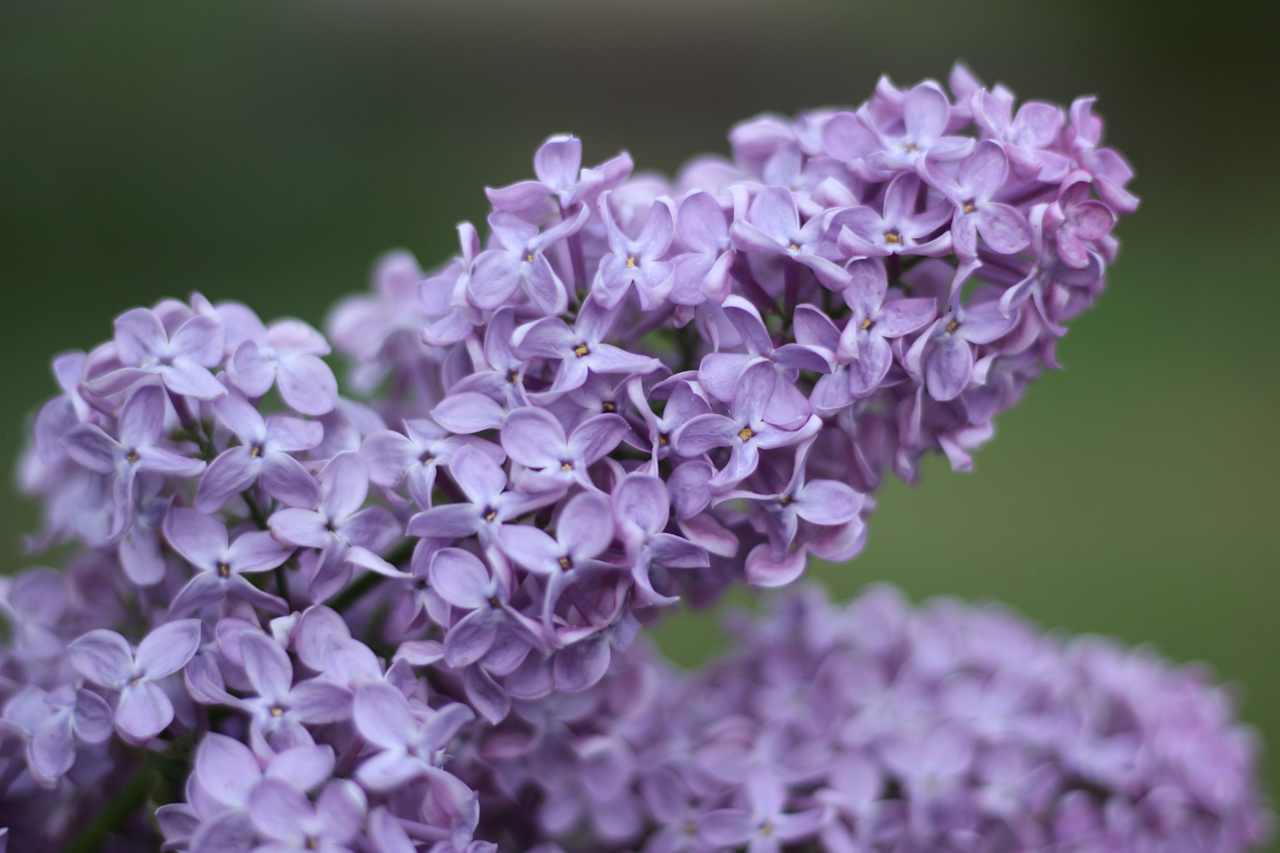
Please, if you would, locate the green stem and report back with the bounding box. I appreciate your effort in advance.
[64,755,155,853]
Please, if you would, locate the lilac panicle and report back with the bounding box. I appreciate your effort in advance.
[470,586,1272,852]
[0,64,1172,851]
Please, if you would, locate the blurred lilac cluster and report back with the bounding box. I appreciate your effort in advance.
[0,64,1257,852]
[478,586,1271,852]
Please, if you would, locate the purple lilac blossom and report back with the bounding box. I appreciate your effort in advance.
[471,586,1271,852]
[0,65,1162,850]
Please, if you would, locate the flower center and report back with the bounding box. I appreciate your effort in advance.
[658,432,670,447]
[945,319,961,334]
[962,199,978,214]
[558,556,572,570]
[787,242,802,254]
[559,460,574,472]
[506,369,520,384]
[524,252,535,264]
[482,507,498,523]
[573,343,590,358]
[248,443,263,458]
[419,449,435,464]
[601,400,617,413]
[215,561,232,578]
[625,255,638,269]
[883,229,902,245]
[738,426,755,442]
[778,494,793,507]
[269,705,285,718]
[125,448,141,464]
[860,317,874,331]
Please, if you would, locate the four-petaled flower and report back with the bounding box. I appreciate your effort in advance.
[68,619,203,742]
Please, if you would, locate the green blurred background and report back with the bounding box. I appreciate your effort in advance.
[3,0,1277,830]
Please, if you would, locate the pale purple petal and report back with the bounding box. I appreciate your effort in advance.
[68,629,133,689]
[163,507,228,572]
[277,354,338,416]
[228,531,294,573]
[429,548,493,610]
[116,681,175,741]
[136,618,202,679]
[501,408,565,469]
[239,632,293,701]
[269,508,331,549]
[353,682,414,750]
[195,447,258,513]
[432,392,507,434]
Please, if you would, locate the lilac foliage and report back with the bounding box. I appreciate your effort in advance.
[0,65,1255,852]
[475,586,1272,852]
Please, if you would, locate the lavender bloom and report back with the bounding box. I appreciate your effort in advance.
[670,190,737,306]
[832,173,954,258]
[497,491,615,629]
[63,384,206,537]
[195,390,322,512]
[971,85,1073,182]
[729,185,850,290]
[476,586,1270,853]
[591,193,676,309]
[268,452,404,583]
[228,318,339,416]
[87,307,225,401]
[67,619,202,742]
[420,223,484,348]
[191,732,335,815]
[426,547,519,670]
[907,291,1019,402]
[468,211,586,315]
[407,445,552,543]
[233,631,351,752]
[674,361,821,487]
[717,438,865,586]
[362,418,500,509]
[500,407,628,492]
[515,290,662,397]
[352,682,474,791]
[486,133,633,221]
[0,685,112,786]
[926,140,1031,257]
[163,507,293,615]
[247,778,366,852]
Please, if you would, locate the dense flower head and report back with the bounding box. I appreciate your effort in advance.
[473,585,1272,852]
[0,65,1183,850]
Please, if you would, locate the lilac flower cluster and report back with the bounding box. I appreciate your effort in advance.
[0,65,1203,850]
[475,586,1271,852]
